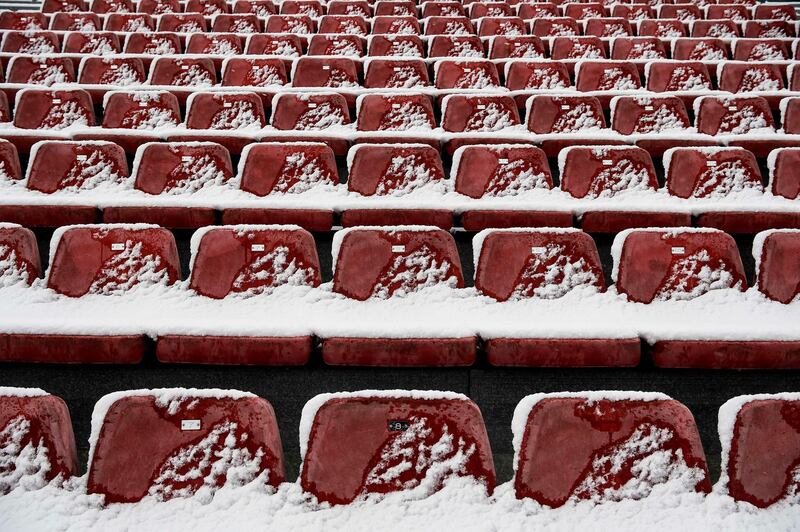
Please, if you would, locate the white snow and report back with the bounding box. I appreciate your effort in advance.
[0,387,47,398]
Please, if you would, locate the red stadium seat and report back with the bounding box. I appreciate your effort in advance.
[87,390,284,502]
[517,3,558,20]
[733,38,790,61]
[717,62,785,93]
[563,2,606,19]
[476,16,527,37]
[308,34,365,57]
[530,17,580,37]
[233,0,276,16]
[51,13,101,31]
[421,1,464,18]
[469,2,512,18]
[371,16,421,35]
[123,32,181,55]
[424,16,475,36]
[157,13,207,32]
[264,14,315,34]
[1,31,60,54]
[769,147,800,199]
[550,36,607,60]
[0,224,40,286]
[291,56,360,88]
[103,143,234,227]
[0,11,46,30]
[300,392,494,501]
[584,18,633,37]
[366,34,424,57]
[513,393,710,506]
[505,60,571,91]
[148,57,217,87]
[7,56,76,86]
[0,389,77,487]
[63,31,121,55]
[26,140,129,194]
[690,20,740,38]
[185,0,228,14]
[137,0,179,13]
[270,92,350,131]
[328,0,371,17]
[184,91,266,130]
[355,93,436,132]
[575,60,642,92]
[695,96,775,135]
[610,36,667,60]
[645,60,712,92]
[212,13,261,33]
[280,0,323,17]
[611,95,700,155]
[185,33,244,56]
[744,20,795,38]
[13,88,95,131]
[41,0,87,12]
[611,4,654,20]
[104,13,154,31]
[91,0,133,13]
[706,4,750,21]
[363,58,429,88]
[753,4,797,21]
[78,57,147,86]
[317,15,368,36]
[373,0,415,17]
[525,94,614,156]
[487,36,546,59]
[434,59,500,89]
[221,58,288,87]
[245,34,303,56]
[428,35,485,58]
[671,37,729,60]
[638,18,687,38]
[719,395,800,508]
[441,94,520,133]
[755,230,800,303]
[342,144,449,228]
[658,3,701,20]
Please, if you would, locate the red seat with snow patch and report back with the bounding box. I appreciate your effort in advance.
[186,33,244,56]
[264,14,314,34]
[91,0,133,13]
[442,94,520,133]
[525,94,616,156]
[371,16,421,35]
[327,0,370,17]
[706,4,750,21]
[7,57,76,86]
[720,395,800,507]
[550,36,607,60]
[148,57,217,87]
[505,61,571,91]
[104,13,155,31]
[366,34,424,57]
[233,0,276,15]
[575,60,642,92]
[469,2,512,18]
[41,0,86,11]
[342,144,450,228]
[733,39,790,61]
[560,145,688,232]
[326,228,473,365]
[51,13,101,31]
[718,62,785,93]
[245,34,303,56]
[212,13,261,33]
[563,3,605,19]
[428,35,485,58]
[87,390,284,502]
[88,91,180,152]
[638,18,687,38]
[517,3,558,20]
[280,0,322,16]
[770,148,800,199]
[658,4,701,20]
[78,57,147,87]
[1,31,60,54]
[156,13,207,32]
[611,4,654,20]
[292,57,359,89]
[0,224,40,286]
[645,61,712,92]
[513,393,710,506]
[373,1,415,17]
[0,11,46,30]
[317,15,368,36]
[123,32,181,55]
[12,89,95,149]
[434,59,500,90]
[223,142,336,230]
[755,230,800,304]
[267,93,351,153]
[611,95,702,156]
[63,31,121,55]
[300,392,495,503]
[584,18,632,37]
[421,1,463,18]
[487,36,546,59]
[104,143,234,228]
[137,0,179,13]
[425,16,475,36]
[690,20,740,38]
[308,34,364,57]
[672,37,729,60]
[754,4,796,21]
[610,37,667,60]
[185,92,265,130]
[157,227,320,364]
[744,20,795,38]
[530,17,581,37]
[363,59,429,89]
[0,389,77,489]
[185,0,228,14]
[355,93,436,133]
[695,96,775,135]
[26,141,128,195]
[452,144,568,230]
[221,58,288,88]
[477,16,527,37]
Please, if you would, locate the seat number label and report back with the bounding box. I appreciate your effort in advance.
[706,161,717,167]
[391,245,406,253]
[251,244,265,252]
[671,246,685,255]
[388,420,409,431]
[181,419,201,431]
[602,159,613,165]
[111,243,125,251]
[181,156,192,162]
[531,246,546,254]
[498,158,508,164]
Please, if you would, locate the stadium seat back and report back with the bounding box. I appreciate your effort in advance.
[27,141,129,193]
[452,144,553,199]
[238,142,338,195]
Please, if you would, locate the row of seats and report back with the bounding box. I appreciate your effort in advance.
[1,223,798,367]
[1,386,796,509]
[2,140,800,233]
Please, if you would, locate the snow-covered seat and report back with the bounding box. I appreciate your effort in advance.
[753,4,797,21]
[363,58,429,89]
[550,36,607,60]
[530,17,580,37]
[696,95,787,157]
[41,0,86,12]
[744,20,795,38]
[232,0,276,16]
[86,389,284,502]
[325,227,474,365]
[574,60,642,102]
[513,392,710,506]
[90,0,133,13]
[517,2,558,20]
[212,13,261,33]
[327,0,371,17]
[610,36,667,60]
[264,14,315,34]
[424,16,475,36]
[718,61,785,95]
[223,142,337,230]
[354,93,436,144]
[732,38,790,61]
[526,94,619,156]
[51,12,101,31]
[658,3,701,21]
[137,0,179,13]
[185,0,228,15]
[77,57,147,89]
[0,11,46,30]
[706,4,750,21]
[185,33,245,57]
[156,226,320,364]
[421,1,464,18]
[560,145,690,232]
[769,147,800,199]
[638,18,688,38]
[452,144,568,230]
[157,13,207,32]
[104,12,155,31]
[645,60,712,93]
[148,57,217,88]
[487,35,546,59]
[428,35,485,58]
[366,34,424,56]
[9,88,95,152]
[690,20,740,38]
[505,60,571,92]
[370,15,421,35]
[469,2,512,19]
[0,388,77,489]
[170,92,265,153]
[476,16,527,37]
[341,144,451,228]
[373,1,415,17]
[245,34,303,56]
[1,30,60,54]
[291,56,360,89]
[62,31,121,55]
[221,58,288,88]
[563,2,605,19]
[280,0,323,16]
[317,14,369,36]
[123,31,181,55]
[754,229,800,303]
[584,17,633,37]
[718,394,800,507]
[265,92,351,155]
[671,37,729,60]
[307,34,365,57]
[103,143,234,228]
[434,59,500,90]
[611,3,655,20]
[299,391,495,503]
[6,56,76,86]
[441,94,522,153]
[0,224,41,286]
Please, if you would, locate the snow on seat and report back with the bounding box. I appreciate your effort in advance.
[753,4,797,21]
[10,88,95,152]
[77,57,147,89]
[690,20,740,39]
[705,4,750,21]
[123,32,181,55]
[342,144,451,229]
[525,94,618,156]
[504,61,571,92]
[291,56,360,89]
[300,391,495,503]
[469,2,512,19]
[1,31,60,54]
[452,144,568,230]
[611,95,707,156]
[476,16,527,37]
[732,38,790,61]
[530,17,581,37]
[371,16,421,35]
[51,12,101,31]
[0,224,41,287]
[424,16,475,36]
[233,0,276,16]
[327,0,371,17]
[156,13,207,32]
[223,142,336,230]
[212,13,261,33]
[137,0,180,13]
[694,95,776,154]
[0,11,46,30]
[373,1,416,17]
[148,57,217,88]
[549,36,607,60]
[266,92,351,155]
[638,18,688,38]
[718,394,800,507]
[362,58,430,89]
[611,3,655,20]
[421,1,464,18]
[41,0,86,11]
[325,227,473,365]
[574,60,642,99]
[563,2,605,19]
[221,58,288,88]
[90,0,133,13]
[440,94,521,154]
[584,17,633,38]
[610,36,667,60]
[671,37,729,60]
[6,56,76,86]
[512,392,710,506]
[754,229,800,303]
[62,31,121,55]
[559,145,689,232]
[354,93,436,143]
[428,35,485,58]
[308,34,365,57]
[86,389,284,503]
[317,15,369,36]
[658,3,701,21]
[280,0,323,16]
[0,388,78,492]
[175,92,265,152]
[185,0,228,15]
[487,36,546,59]
[434,59,500,90]
[366,34,424,57]
[517,2,558,20]
[185,33,244,57]
[103,142,234,228]
[156,225,320,364]
[104,13,155,32]
[645,60,712,93]
[769,147,800,199]
[264,14,315,34]
[717,62,785,94]
[245,34,303,56]
[744,20,795,38]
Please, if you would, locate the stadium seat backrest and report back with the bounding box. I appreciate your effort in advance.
[718,62,785,93]
[434,59,500,89]
[78,57,147,86]
[63,31,121,54]
[575,60,641,91]
[47,225,180,297]
[27,141,129,193]
[659,3,701,20]
[51,13,101,31]
[212,13,261,33]
[239,142,337,195]
[132,142,235,194]
[347,144,444,196]
[470,2,512,18]
[270,92,351,130]
[373,1,415,17]
[754,230,800,304]
[664,147,763,199]
[189,226,321,298]
[531,17,581,37]
[517,2,557,19]
[86,390,285,503]
[123,32,181,55]
[185,92,266,130]
[233,0,276,16]
[477,16,527,37]
[475,229,605,301]
[300,391,495,504]
[611,3,654,20]
[550,36,607,60]
[186,33,244,56]
[367,34,424,57]
[690,20,740,39]
[611,95,690,134]
[441,94,520,132]
[138,0,180,13]
[638,19,687,38]
[0,11,46,30]
[7,56,76,85]
[264,14,315,34]
[769,147,800,199]
[105,13,155,32]
[185,0,228,15]
[332,227,463,300]
[611,36,667,60]
[706,4,749,21]
[733,38,790,61]
[559,145,657,198]
[425,16,474,36]
[564,2,605,19]
[695,96,775,135]
[355,93,436,131]
[292,56,359,88]
[421,1,464,18]
[744,20,795,38]
[41,0,87,12]
[584,17,632,38]
[672,37,728,60]
[148,57,217,87]
[1,31,60,54]
[0,224,41,286]
[526,94,605,133]
[452,144,553,198]
[157,13,207,32]
[488,36,546,59]
[613,228,747,303]
[513,393,710,507]
[308,34,364,57]
[91,0,133,13]
[505,61,570,91]
[245,34,303,56]
[102,90,181,129]
[363,58,429,89]
[317,15,369,36]
[645,61,712,92]
[0,140,22,181]
[428,35,485,58]
[371,15,421,35]
[0,388,78,493]
[14,89,95,130]
[328,0,371,17]
[221,58,288,87]
[280,0,323,17]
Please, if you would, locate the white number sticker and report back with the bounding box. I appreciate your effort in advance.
[671,246,685,255]
[181,419,201,431]
[531,246,546,254]
[251,243,265,252]
[111,243,125,251]
[391,245,406,253]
